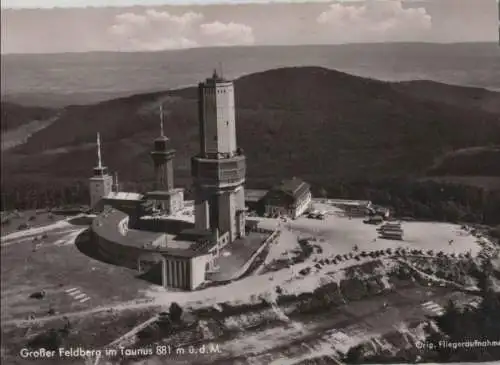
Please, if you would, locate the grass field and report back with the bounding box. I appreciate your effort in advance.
[1,225,158,321]
[0,218,165,364]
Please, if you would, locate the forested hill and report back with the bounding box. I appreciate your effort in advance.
[2,67,500,223]
[1,102,55,132]
[5,67,500,182]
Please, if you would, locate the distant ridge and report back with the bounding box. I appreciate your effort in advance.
[3,43,499,107]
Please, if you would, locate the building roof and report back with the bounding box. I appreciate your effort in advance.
[145,189,184,198]
[105,192,143,201]
[271,178,310,198]
[328,199,372,207]
[245,189,268,203]
[382,223,401,228]
[154,135,169,142]
[92,208,213,258]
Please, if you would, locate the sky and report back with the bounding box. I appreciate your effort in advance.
[2,0,357,8]
[2,0,500,8]
[1,0,498,54]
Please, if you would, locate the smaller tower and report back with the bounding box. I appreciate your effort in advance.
[89,133,113,211]
[145,104,184,215]
[150,104,176,191]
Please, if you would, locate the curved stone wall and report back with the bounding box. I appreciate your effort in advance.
[91,229,150,270]
[91,210,162,271]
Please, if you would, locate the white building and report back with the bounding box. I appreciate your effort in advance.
[264,178,312,219]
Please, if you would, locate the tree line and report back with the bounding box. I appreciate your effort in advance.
[2,177,500,226]
[318,178,500,225]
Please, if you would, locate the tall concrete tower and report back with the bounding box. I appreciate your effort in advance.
[150,104,175,191]
[191,70,246,243]
[89,133,113,210]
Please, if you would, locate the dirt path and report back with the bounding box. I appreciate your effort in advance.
[92,314,160,365]
[2,298,160,328]
[107,315,159,348]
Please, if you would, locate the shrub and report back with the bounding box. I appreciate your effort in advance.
[169,302,183,322]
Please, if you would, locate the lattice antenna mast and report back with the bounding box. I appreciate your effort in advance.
[218,61,223,78]
[97,132,103,168]
[160,104,165,137]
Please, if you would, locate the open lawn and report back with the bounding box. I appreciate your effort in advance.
[1,220,158,325]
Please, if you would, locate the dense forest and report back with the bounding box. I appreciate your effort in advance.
[3,67,500,192]
[319,178,500,226]
[2,178,500,229]
[2,68,500,230]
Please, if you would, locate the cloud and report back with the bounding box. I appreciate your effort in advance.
[200,21,255,46]
[108,9,254,51]
[317,0,432,43]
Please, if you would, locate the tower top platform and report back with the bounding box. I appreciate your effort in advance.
[92,166,109,178]
[202,69,229,85]
[152,137,175,154]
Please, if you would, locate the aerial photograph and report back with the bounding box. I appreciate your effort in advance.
[1,0,500,364]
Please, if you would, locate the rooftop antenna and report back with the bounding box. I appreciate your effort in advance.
[96,132,102,168]
[218,61,223,78]
[114,172,118,186]
[159,104,165,137]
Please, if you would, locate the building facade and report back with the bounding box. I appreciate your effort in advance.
[161,255,207,290]
[191,70,246,244]
[92,208,212,291]
[89,133,113,211]
[264,178,312,219]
